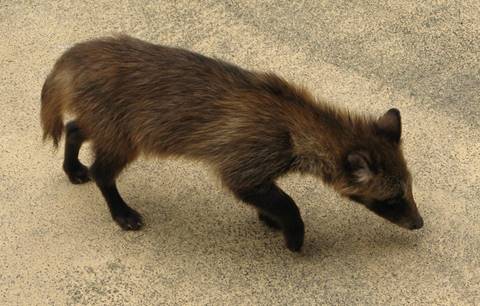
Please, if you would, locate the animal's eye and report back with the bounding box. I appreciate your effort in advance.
[385,196,402,206]
[385,199,397,206]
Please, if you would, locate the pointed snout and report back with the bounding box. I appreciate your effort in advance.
[405,188,423,230]
[408,215,424,230]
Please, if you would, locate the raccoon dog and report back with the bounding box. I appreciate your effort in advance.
[41,35,423,252]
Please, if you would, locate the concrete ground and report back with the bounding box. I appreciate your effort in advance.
[1,1,479,305]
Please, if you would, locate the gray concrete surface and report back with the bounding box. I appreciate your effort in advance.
[1,1,479,305]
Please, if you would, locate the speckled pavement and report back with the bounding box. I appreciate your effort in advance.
[1,1,479,305]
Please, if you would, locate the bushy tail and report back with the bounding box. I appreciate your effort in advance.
[40,73,65,148]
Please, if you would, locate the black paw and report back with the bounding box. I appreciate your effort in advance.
[284,221,305,252]
[113,208,144,231]
[64,164,91,184]
[258,212,281,230]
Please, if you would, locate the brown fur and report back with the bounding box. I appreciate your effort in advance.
[41,35,423,252]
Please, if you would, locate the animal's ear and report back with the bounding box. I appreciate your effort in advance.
[346,151,373,184]
[376,108,401,143]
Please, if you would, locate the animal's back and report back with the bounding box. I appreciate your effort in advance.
[41,35,305,182]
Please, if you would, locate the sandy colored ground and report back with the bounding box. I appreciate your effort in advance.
[1,1,479,305]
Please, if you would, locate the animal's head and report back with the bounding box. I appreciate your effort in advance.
[337,108,423,230]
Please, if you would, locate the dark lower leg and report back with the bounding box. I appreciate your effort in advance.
[90,156,143,230]
[63,121,90,184]
[236,184,304,252]
[258,212,281,229]
[96,181,143,230]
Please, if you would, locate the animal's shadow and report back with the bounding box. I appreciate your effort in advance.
[118,175,424,264]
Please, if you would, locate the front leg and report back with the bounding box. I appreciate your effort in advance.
[258,212,281,230]
[235,184,305,252]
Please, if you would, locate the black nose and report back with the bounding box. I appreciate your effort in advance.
[410,216,424,230]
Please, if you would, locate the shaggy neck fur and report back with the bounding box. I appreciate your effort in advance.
[286,96,376,186]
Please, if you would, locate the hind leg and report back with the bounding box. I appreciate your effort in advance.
[63,121,90,184]
[90,148,143,230]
